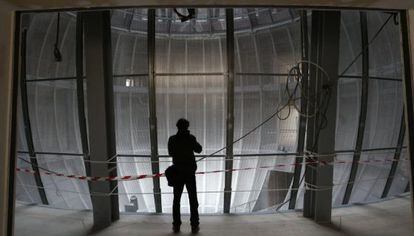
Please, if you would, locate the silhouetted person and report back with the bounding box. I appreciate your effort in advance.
[168,118,202,233]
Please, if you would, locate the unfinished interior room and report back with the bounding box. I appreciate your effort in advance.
[1,1,414,236]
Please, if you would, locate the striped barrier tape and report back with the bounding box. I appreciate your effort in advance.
[16,158,399,182]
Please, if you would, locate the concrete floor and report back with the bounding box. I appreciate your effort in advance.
[14,196,413,236]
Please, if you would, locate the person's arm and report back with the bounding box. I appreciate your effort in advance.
[168,136,174,157]
[192,135,202,153]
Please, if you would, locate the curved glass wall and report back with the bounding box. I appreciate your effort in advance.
[15,8,409,214]
[155,9,227,214]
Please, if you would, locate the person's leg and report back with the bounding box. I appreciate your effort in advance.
[186,174,199,227]
[173,183,184,228]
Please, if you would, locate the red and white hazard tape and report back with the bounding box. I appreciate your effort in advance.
[16,158,399,182]
[16,167,164,181]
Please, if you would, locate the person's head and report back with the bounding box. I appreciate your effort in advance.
[176,118,189,131]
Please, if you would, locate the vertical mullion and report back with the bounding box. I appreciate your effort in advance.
[342,12,369,205]
[400,10,414,210]
[19,29,49,205]
[223,8,235,214]
[289,10,309,210]
[75,13,90,176]
[147,9,162,213]
[381,114,405,198]
[303,11,321,218]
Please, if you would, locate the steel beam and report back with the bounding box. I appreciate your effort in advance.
[303,10,340,223]
[75,13,90,176]
[335,147,404,153]
[381,114,405,198]
[155,72,223,76]
[235,72,293,76]
[342,12,369,205]
[15,148,405,158]
[223,8,235,214]
[147,9,162,213]
[114,73,148,77]
[340,75,402,82]
[289,10,309,210]
[83,10,119,229]
[19,28,49,205]
[17,151,84,156]
[400,10,414,217]
[25,76,78,82]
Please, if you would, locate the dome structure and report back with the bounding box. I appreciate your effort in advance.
[15,8,408,215]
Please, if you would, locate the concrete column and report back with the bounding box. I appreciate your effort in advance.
[401,9,414,221]
[303,10,340,223]
[0,3,17,236]
[83,11,119,230]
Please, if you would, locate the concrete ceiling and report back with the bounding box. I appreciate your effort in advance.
[3,0,414,11]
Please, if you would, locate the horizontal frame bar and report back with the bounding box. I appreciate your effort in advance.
[155,72,224,76]
[236,72,294,76]
[17,150,85,156]
[24,73,404,83]
[17,147,406,159]
[335,147,407,154]
[113,73,148,77]
[340,74,402,82]
[25,76,78,82]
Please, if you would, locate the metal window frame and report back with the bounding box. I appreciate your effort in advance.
[339,75,402,82]
[342,12,370,205]
[381,114,405,198]
[289,9,309,210]
[19,28,49,205]
[10,8,412,220]
[75,13,91,176]
[223,8,235,214]
[147,8,162,213]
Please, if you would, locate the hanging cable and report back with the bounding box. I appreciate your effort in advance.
[197,60,331,162]
[53,12,62,62]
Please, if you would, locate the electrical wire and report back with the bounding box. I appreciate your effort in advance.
[339,14,393,77]
[197,60,332,162]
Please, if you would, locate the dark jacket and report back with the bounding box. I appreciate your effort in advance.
[168,130,202,173]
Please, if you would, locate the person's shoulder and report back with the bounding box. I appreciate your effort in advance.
[168,135,177,141]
